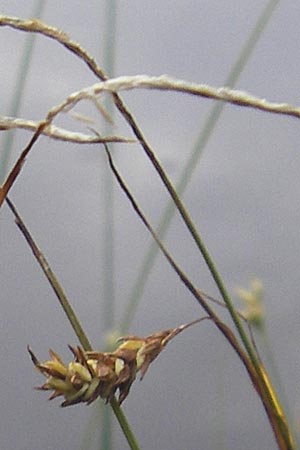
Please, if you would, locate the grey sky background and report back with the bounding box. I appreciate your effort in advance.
[1,1,300,449]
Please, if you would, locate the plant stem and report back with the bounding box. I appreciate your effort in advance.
[110,398,141,450]
[5,196,92,351]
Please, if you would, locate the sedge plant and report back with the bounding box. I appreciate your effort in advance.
[0,5,298,450]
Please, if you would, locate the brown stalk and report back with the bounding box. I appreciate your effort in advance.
[0,121,47,207]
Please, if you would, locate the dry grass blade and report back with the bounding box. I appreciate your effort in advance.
[0,116,135,144]
[36,75,300,121]
[0,15,107,80]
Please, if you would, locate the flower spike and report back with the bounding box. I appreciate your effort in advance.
[29,317,205,406]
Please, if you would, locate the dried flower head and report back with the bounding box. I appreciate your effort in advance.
[28,317,204,407]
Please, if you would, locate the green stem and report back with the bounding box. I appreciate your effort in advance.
[119,0,280,332]
[110,398,141,450]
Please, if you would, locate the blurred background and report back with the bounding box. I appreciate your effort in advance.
[1,1,300,449]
